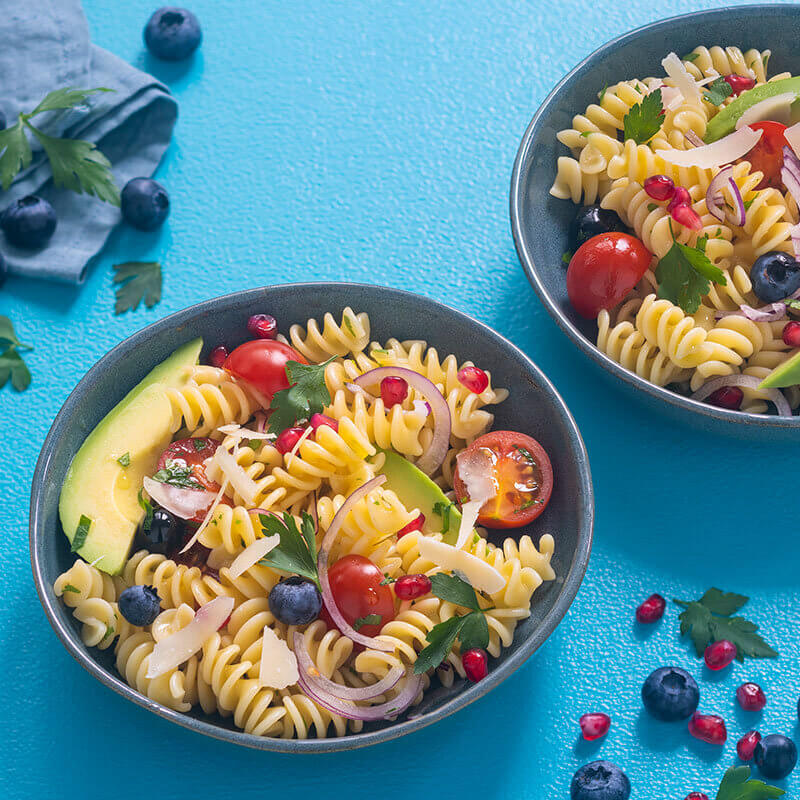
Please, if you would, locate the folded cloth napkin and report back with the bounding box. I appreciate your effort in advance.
[0,0,178,283]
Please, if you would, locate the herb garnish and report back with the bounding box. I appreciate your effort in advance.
[193,439,207,451]
[414,573,491,674]
[562,251,573,264]
[379,574,396,586]
[598,85,608,104]
[259,512,320,589]
[683,52,700,62]
[343,315,356,336]
[117,452,131,467]
[71,514,92,553]
[152,459,204,490]
[715,765,783,800]
[674,588,778,662]
[353,614,382,631]
[647,202,658,212]
[113,261,162,314]
[138,489,154,533]
[513,445,536,464]
[703,76,734,106]
[267,358,336,435]
[622,88,664,145]
[744,195,757,211]
[0,315,33,392]
[62,584,81,594]
[432,501,456,535]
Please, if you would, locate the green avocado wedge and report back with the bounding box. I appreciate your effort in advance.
[374,450,461,545]
[58,339,203,574]
[704,76,800,143]
[759,349,800,389]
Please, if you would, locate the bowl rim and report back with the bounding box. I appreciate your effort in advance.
[510,4,800,430]
[29,281,594,753]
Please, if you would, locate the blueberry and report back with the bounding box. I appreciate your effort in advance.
[641,666,699,721]
[144,7,202,61]
[1,195,56,249]
[138,508,183,554]
[755,734,797,779]
[750,251,800,303]
[268,577,322,625]
[571,761,631,800]
[119,585,162,626]
[569,205,626,251]
[121,178,170,231]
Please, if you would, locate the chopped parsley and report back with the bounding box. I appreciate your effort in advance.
[152,459,204,490]
[682,52,700,62]
[513,445,536,464]
[379,574,396,586]
[70,515,92,553]
[343,315,356,336]
[598,85,608,104]
[744,195,757,211]
[622,88,664,145]
[516,497,543,513]
[138,489,154,533]
[353,614,382,631]
[193,439,207,451]
[61,584,81,594]
[267,357,335,435]
[579,131,591,138]
[117,452,131,467]
[432,501,456,535]
[561,250,573,265]
[703,76,733,106]
[647,202,658,212]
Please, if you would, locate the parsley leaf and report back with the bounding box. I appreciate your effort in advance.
[152,460,204,489]
[138,489,154,533]
[414,616,463,674]
[113,262,162,314]
[61,584,81,594]
[0,316,33,392]
[715,765,784,800]
[703,76,734,107]
[117,452,131,467]
[267,358,335,435]
[429,572,481,611]
[647,202,659,212]
[458,610,489,650]
[30,87,112,116]
[353,614,382,631]
[622,88,664,145]
[0,122,32,191]
[71,514,92,553]
[432,501,456,535]
[259,512,319,588]
[697,587,748,616]
[0,316,31,349]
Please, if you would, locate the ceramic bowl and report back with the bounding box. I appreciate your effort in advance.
[30,283,593,752]
[510,5,800,435]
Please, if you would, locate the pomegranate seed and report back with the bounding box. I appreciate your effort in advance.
[724,75,756,96]
[644,174,676,202]
[707,386,744,410]
[688,712,727,745]
[705,639,737,670]
[380,376,408,408]
[309,413,338,433]
[671,202,703,231]
[783,321,800,348]
[396,513,425,538]
[458,365,489,394]
[668,186,692,211]
[737,730,762,761]
[209,345,229,368]
[275,426,306,454]
[737,682,767,711]
[246,314,278,339]
[462,648,488,682]
[636,593,666,623]
[685,794,709,800]
[579,712,611,741]
[394,574,432,600]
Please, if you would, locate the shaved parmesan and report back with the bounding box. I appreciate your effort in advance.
[787,121,800,160]
[179,479,229,553]
[736,92,799,129]
[228,534,280,579]
[454,449,497,549]
[206,547,235,571]
[143,476,216,521]
[656,126,763,169]
[662,52,701,103]
[259,625,299,689]
[217,423,276,441]
[286,425,314,469]
[146,597,234,679]
[417,536,506,595]
[212,446,259,506]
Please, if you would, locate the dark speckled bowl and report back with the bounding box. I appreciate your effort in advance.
[30,283,593,753]
[511,5,800,435]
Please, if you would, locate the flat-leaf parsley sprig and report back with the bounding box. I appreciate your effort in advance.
[267,358,336,435]
[715,765,784,800]
[0,315,33,392]
[622,87,664,145]
[0,87,119,204]
[259,511,320,589]
[113,261,162,314]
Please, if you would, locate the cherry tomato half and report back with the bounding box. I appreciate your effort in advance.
[453,431,553,529]
[745,121,788,191]
[566,232,651,319]
[223,339,307,399]
[157,438,224,520]
[319,555,395,637]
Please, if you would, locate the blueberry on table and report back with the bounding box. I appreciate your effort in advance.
[119,585,162,626]
[138,508,183,554]
[570,761,631,800]
[641,666,699,721]
[754,734,797,779]
[569,205,626,250]
[269,577,323,626]
[121,178,170,231]
[750,251,800,303]
[1,195,56,249]
[144,7,202,61]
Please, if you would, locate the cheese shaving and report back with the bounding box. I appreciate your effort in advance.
[216,423,276,441]
[736,92,799,129]
[656,126,763,169]
[662,52,702,103]
[286,425,314,470]
[417,536,506,594]
[786,121,800,160]
[179,478,229,554]
[259,625,300,689]
[228,534,280,579]
[213,446,260,506]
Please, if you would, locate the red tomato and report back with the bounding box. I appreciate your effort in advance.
[319,555,396,637]
[223,340,308,399]
[157,437,225,520]
[746,121,788,190]
[453,431,553,529]
[567,232,651,319]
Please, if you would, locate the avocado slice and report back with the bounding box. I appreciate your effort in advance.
[375,450,461,545]
[759,350,800,390]
[704,76,800,143]
[59,339,203,574]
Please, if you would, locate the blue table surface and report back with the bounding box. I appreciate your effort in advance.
[3,0,799,797]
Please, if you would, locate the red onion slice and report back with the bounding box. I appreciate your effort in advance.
[292,632,404,701]
[705,166,733,223]
[684,130,704,148]
[142,476,216,521]
[740,303,788,322]
[781,146,800,259]
[691,375,791,416]
[320,475,386,553]
[353,366,451,474]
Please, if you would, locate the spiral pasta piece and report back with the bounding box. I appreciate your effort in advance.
[280,307,370,363]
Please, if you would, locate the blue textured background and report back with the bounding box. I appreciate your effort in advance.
[2,1,799,797]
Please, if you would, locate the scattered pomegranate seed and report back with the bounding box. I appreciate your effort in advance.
[209,345,229,368]
[783,321,800,348]
[380,376,409,408]
[458,365,489,394]
[705,639,737,671]
[707,386,744,410]
[309,413,338,433]
[644,175,676,202]
[579,712,611,741]
[396,513,425,538]
[737,682,767,711]
[671,202,703,231]
[462,648,488,682]
[685,793,709,800]
[246,314,278,339]
[394,574,432,600]
[724,75,756,96]
[688,712,727,745]
[275,426,306,454]
[636,593,666,623]
[737,730,762,761]
[668,186,692,211]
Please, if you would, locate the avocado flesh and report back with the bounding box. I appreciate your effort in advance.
[375,450,461,545]
[58,339,203,574]
[704,76,800,143]
[759,350,800,389]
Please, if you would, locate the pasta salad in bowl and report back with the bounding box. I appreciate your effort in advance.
[511,5,800,431]
[30,284,592,752]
